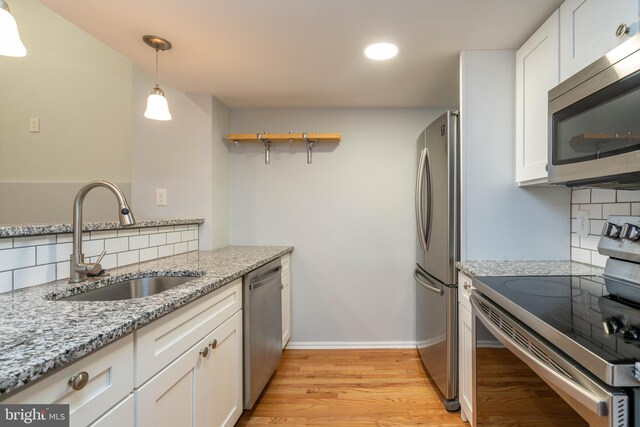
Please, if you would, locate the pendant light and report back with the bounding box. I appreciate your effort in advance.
[0,0,27,57]
[143,35,172,121]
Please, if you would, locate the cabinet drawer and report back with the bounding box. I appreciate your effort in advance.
[281,254,291,277]
[134,279,242,387]
[5,334,133,427]
[458,271,474,312]
[89,394,134,427]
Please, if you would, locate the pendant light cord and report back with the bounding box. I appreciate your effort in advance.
[155,48,159,87]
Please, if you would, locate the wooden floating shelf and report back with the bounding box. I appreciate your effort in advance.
[225,133,341,143]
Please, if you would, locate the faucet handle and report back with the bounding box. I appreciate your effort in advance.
[95,250,107,264]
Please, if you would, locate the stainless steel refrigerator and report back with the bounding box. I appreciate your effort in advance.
[415,111,460,412]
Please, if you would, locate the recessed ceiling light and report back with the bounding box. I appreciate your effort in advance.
[364,43,398,61]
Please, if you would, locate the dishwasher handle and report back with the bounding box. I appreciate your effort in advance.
[249,266,282,290]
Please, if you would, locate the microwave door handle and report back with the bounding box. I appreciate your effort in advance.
[415,148,428,252]
[424,148,433,251]
[471,296,609,417]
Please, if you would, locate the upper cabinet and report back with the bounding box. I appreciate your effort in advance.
[515,10,560,185]
[560,0,639,81]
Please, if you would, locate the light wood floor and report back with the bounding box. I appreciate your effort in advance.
[236,349,466,426]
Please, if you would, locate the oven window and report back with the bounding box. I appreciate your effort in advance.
[474,317,588,425]
[552,71,640,165]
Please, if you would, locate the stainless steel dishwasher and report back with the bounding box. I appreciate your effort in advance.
[243,259,282,409]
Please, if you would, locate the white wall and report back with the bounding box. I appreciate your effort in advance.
[131,67,230,250]
[229,107,445,346]
[460,50,570,260]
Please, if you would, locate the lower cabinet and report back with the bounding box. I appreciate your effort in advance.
[135,310,243,427]
[89,394,134,427]
[281,271,291,348]
[457,272,475,426]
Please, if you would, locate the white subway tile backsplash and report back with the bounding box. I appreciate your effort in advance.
[149,233,167,247]
[579,204,603,219]
[140,247,158,262]
[0,247,35,272]
[632,203,640,216]
[571,233,580,247]
[591,252,608,268]
[572,189,591,204]
[580,235,600,251]
[174,242,188,254]
[37,243,72,265]
[603,203,630,218]
[14,235,56,248]
[159,245,174,258]
[0,271,12,293]
[571,247,591,264]
[129,235,149,250]
[117,250,139,266]
[166,232,181,244]
[617,190,640,202]
[0,238,12,250]
[0,224,200,293]
[14,264,56,290]
[105,237,128,253]
[590,189,616,203]
[590,220,606,235]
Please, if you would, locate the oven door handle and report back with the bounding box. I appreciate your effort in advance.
[471,295,609,417]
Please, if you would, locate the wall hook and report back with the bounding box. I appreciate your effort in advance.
[233,140,239,147]
[257,132,271,164]
[303,133,315,164]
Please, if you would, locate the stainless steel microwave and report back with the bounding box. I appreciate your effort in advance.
[548,34,640,189]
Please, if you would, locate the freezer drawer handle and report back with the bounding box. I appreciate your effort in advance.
[414,269,443,295]
[249,266,282,290]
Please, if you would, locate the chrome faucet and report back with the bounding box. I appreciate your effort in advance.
[70,180,136,283]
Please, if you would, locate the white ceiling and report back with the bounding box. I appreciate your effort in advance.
[39,0,562,108]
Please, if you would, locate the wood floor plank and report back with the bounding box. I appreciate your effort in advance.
[236,349,465,426]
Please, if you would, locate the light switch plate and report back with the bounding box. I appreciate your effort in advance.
[155,189,167,206]
[577,210,589,237]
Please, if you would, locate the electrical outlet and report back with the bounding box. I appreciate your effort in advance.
[156,189,167,206]
[577,210,589,237]
[29,117,40,133]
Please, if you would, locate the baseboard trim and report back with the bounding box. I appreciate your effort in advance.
[286,341,417,350]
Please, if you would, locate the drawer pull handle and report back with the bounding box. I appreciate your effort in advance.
[616,23,630,38]
[200,347,209,358]
[209,339,218,349]
[68,372,89,390]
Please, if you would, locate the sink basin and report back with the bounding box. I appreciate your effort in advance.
[60,276,195,301]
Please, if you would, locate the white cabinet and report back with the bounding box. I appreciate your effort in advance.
[560,0,639,81]
[515,10,559,185]
[135,311,243,427]
[457,271,474,426]
[135,280,243,427]
[281,254,291,348]
[89,395,134,427]
[4,334,134,427]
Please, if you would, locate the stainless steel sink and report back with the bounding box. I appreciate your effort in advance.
[60,276,195,301]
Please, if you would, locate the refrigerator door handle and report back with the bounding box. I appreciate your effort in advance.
[424,148,433,251]
[414,268,444,295]
[415,148,428,252]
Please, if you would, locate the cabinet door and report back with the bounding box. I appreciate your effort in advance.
[281,272,291,348]
[560,0,638,81]
[89,394,133,427]
[516,9,559,185]
[135,338,206,427]
[203,311,243,427]
[458,304,474,426]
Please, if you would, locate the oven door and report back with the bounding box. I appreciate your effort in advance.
[471,293,628,427]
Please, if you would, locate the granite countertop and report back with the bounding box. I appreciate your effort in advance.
[0,218,205,238]
[457,260,604,278]
[0,245,292,397]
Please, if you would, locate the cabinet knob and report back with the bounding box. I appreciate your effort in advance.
[68,371,89,390]
[199,347,209,358]
[209,339,218,349]
[616,23,630,38]
[463,283,471,290]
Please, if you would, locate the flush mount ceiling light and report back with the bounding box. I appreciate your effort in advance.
[364,42,398,61]
[0,0,27,57]
[143,35,172,121]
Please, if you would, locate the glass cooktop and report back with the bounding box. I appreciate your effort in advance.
[475,275,640,365]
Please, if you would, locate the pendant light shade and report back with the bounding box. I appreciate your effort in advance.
[145,86,172,121]
[142,35,172,121]
[0,0,27,57]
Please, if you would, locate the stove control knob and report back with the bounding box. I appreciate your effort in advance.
[623,327,640,343]
[602,222,622,238]
[621,223,640,241]
[603,318,623,335]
